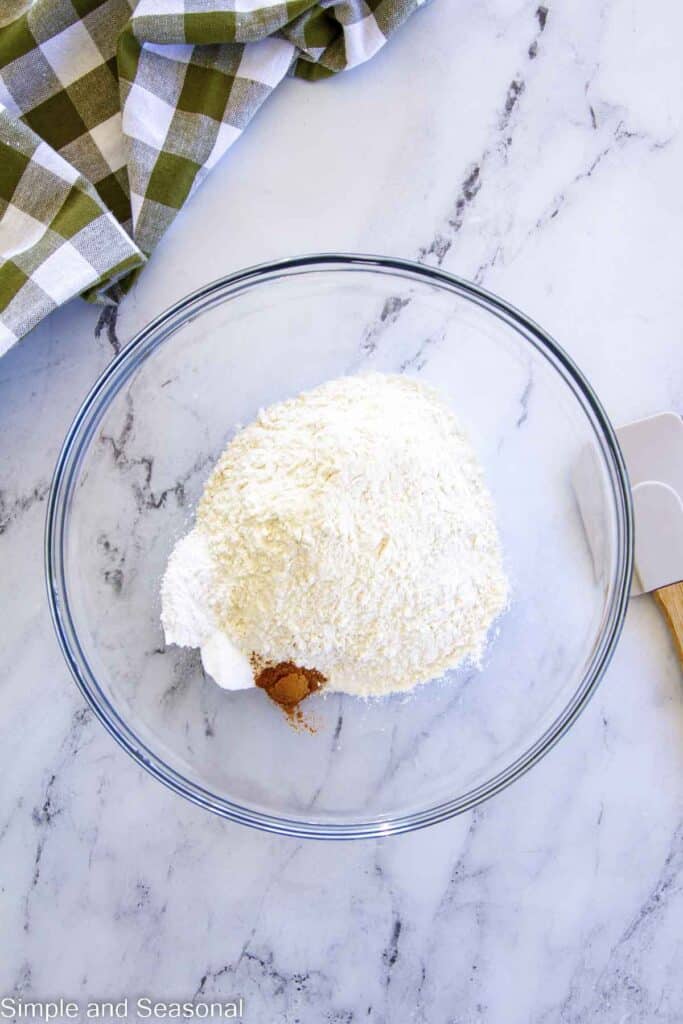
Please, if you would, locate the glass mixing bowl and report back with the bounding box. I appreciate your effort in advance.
[46,255,632,838]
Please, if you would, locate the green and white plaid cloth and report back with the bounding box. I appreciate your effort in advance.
[0,0,426,355]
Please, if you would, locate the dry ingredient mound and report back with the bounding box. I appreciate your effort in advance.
[185,373,508,697]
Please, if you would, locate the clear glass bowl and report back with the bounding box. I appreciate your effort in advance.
[46,255,632,838]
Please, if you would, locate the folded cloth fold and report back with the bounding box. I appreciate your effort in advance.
[0,0,426,355]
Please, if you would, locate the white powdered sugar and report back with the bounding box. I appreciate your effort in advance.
[161,373,508,697]
[161,529,215,648]
[161,529,254,689]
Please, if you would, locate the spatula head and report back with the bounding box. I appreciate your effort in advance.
[632,481,683,596]
[574,411,683,593]
[618,412,683,494]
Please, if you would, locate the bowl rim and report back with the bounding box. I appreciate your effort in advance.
[45,253,633,839]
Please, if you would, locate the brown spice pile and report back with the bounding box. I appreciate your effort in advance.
[253,659,325,726]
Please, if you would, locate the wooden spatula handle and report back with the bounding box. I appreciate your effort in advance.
[654,581,683,666]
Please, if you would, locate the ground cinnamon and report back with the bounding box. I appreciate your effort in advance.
[253,659,325,723]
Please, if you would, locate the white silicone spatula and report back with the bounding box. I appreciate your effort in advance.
[620,412,683,664]
[575,411,683,666]
[631,480,683,662]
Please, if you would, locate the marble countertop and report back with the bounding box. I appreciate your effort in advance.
[1,1,682,1020]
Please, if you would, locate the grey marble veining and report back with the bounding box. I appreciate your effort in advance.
[1,1,683,1021]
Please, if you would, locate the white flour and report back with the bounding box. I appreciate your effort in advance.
[161,374,508,696]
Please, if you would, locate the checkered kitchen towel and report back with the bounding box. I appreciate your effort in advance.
[0,1,426,355]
